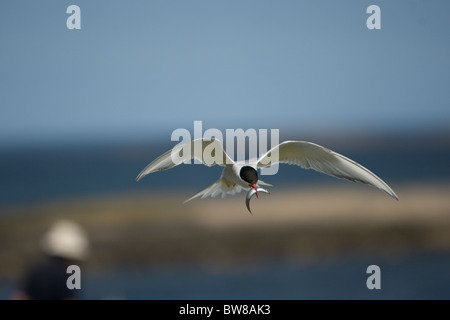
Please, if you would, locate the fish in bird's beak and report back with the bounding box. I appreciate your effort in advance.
[249,184,259,198]
[245,187,270,214]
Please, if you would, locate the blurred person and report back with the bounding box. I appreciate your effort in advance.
[11,220,90,300]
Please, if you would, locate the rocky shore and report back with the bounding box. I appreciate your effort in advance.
[1,184,449,280]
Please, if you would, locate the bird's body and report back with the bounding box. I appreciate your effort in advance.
[136,138,398,213]
[225,163,252,190]
[183,163,272,204]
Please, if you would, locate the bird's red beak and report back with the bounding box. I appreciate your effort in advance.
[250,184,259,198]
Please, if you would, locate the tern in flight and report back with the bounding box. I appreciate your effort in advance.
[136,138,398,213]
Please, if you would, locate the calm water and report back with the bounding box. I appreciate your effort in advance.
[84,251,450,300]
[2,250,450,299]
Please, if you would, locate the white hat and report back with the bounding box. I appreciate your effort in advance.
[40,220,90,260]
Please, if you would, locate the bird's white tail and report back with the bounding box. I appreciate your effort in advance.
[183,177,245,204]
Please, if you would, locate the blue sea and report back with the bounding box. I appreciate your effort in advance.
[1,250,450,300]
[83,251,450,300]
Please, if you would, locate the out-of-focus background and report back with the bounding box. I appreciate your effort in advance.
[1,1,449,299]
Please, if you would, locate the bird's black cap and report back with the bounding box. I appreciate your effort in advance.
[239,166,258,185]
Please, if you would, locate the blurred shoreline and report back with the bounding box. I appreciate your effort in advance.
[1,183,449,281]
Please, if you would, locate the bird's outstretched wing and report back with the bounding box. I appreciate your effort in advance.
[136,138,234,181]
[257,141,398,200]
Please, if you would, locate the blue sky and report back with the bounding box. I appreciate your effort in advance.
[1,1,449,146]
